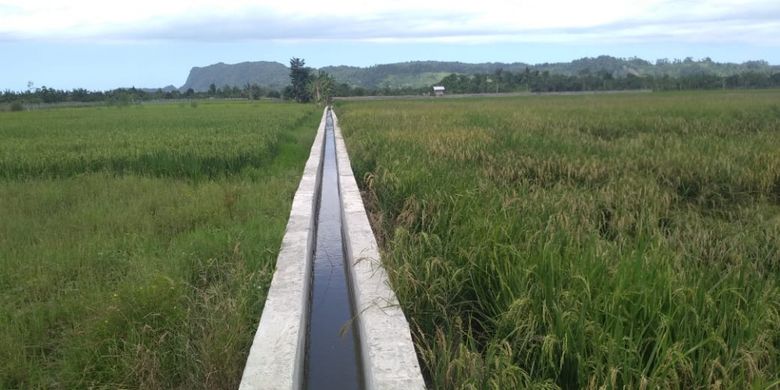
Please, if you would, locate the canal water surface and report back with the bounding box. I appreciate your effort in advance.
[304,110,363,390]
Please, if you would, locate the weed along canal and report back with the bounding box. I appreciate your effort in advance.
[304,109,363,389]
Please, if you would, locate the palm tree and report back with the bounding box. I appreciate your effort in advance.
[309,72,334,106]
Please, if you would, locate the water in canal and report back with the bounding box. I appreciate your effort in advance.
[304,109,363,390]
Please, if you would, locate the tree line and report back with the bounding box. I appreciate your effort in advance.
[4,61,780,110]
[435,68,780,94]
[291,65,780,99]
[1,83,284,108]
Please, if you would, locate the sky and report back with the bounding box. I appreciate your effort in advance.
[1,0,779,91]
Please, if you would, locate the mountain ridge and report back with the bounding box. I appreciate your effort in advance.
[179,56,780,92]
[180,61,289,92]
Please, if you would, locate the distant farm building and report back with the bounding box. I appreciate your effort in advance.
[433,86,445,96]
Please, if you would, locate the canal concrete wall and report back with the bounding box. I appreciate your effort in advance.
[240,108,425,389]
[332,111,426,389]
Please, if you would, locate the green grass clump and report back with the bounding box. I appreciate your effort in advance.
[0,101,319,388]
[9,102,24,112]
[337,90,780,389]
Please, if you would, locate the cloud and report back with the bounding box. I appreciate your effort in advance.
[0,0,778,45]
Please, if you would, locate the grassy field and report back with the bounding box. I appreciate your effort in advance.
[337,90,780,389]
[0,101,319,388]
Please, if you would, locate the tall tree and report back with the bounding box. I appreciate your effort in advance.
[289,57,312,103]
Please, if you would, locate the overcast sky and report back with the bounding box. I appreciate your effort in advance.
[1,0,778,90]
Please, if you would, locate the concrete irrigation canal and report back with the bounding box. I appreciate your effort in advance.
[305,112,361,389]
[239,108,425,390]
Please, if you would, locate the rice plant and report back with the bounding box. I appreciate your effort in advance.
[0,101,319,388]
[337,90,780,389]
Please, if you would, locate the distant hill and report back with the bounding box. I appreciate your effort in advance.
[532,56,779,78]
[320,61,531,89]
[179,57,779,91]
[180,61,289,92]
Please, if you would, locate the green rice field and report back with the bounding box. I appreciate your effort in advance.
[337,90,780,389]
[0,101,319,388]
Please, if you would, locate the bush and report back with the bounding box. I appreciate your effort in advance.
[10,102,24,112]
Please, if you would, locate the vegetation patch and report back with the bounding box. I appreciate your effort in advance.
[337,90,780,389]
[0,101,319,388]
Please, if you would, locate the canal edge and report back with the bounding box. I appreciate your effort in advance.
[332,110,426,389]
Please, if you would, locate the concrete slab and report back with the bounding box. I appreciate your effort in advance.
[332,111,426,390]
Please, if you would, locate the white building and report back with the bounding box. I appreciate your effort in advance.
[433,86,445,96]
